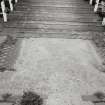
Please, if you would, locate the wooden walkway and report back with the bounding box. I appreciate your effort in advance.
[0,0,104,38]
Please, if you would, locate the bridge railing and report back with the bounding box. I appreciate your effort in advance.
[85,0,105,26]
[0,0,18,22]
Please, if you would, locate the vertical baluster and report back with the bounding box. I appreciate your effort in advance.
[90,0,93,5]
[8,0,13,11]
[94,0,100,12]
[1,0,7,22]
[102,0,105,26]
[102,17,105,25]
[15,0,17,3]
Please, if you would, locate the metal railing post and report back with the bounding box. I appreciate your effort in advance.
[94,0,100,12]
[1,0,7,22]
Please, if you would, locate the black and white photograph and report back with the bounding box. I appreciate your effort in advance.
[0,0,105,105]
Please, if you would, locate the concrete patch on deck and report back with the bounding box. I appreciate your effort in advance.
[0,38,105,105]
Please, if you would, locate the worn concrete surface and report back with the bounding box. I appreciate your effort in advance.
[0,38,105,105]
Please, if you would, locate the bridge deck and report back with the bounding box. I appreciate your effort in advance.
[0,0,104,39]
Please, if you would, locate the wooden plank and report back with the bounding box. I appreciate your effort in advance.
[0,0,104,37]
